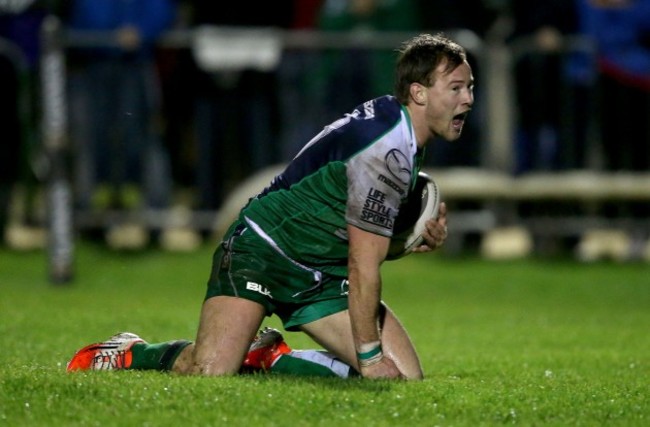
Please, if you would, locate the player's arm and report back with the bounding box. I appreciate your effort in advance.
[347,224,403,379]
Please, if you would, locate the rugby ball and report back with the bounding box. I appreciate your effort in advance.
[386,172,441,260]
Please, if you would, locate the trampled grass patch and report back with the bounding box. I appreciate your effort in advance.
[1,243,648,426]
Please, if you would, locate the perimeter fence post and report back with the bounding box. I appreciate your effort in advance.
[41,15,74,284]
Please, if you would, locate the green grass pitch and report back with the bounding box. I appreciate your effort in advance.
[1,242,648,426]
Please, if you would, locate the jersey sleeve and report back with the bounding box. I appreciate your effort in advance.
[345,134,414,237]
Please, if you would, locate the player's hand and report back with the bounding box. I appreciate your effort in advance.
[412,202,448,252]
[360,356,404,379]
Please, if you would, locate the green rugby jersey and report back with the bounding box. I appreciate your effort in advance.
[240,95,423,277]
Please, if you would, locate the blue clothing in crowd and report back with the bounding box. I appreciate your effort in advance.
[68,0,175,57]
[67,0,177,212]
[0,6,46,68]
[576,0,650,88]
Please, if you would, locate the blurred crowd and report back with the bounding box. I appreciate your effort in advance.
[1,0,648,253]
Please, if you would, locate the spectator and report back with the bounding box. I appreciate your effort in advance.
[507,0,582,174]
[186,1,293,211]
[66,0,176,247]
[576,0,650,173]
[576,0,650,257]
[0,0,48,247]
[155,0,196,193]
[416,0,499,38]
[277,0,325,160]
[315,0,419,123]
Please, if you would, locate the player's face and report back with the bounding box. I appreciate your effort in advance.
[424,60,474,141]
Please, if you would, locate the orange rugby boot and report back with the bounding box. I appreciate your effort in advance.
[242,327,291,371]
[67,332,145,371]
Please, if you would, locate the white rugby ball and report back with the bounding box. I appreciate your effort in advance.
[386,172,441,260]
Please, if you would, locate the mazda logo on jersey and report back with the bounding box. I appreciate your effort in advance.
[385,149,410,185]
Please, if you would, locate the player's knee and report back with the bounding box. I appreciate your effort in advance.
[190,354,241,376]
[194,362,240,376]
[404,369,424,381]
[397,360,424,380]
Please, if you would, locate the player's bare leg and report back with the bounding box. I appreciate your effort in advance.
[299,303,423,379]
[67,295,354,378]
[172,296,265,375]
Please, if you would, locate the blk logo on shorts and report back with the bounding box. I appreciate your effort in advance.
[246,281,272,298]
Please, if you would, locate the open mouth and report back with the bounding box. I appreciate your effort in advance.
[451,111,469,130]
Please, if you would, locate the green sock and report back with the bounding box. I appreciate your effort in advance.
[269,354,354,378]
[129,340,192,371]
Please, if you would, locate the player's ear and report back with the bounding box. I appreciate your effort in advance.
[410,83,427,106]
